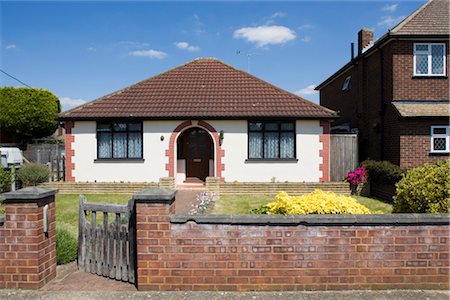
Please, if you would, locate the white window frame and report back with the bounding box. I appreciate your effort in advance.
[430,125,450,153]
[413,43,446,76]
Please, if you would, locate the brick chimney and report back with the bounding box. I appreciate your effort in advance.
[358,28,374,55]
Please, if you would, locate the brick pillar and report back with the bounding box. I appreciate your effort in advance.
[0,187,58,289]
[133,188,176,291]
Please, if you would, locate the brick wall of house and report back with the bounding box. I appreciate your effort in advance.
[136,194,450,291]
[320,39,449,167]
[0,188,57,289]
[399,118,450,169]
[392,41,450,101]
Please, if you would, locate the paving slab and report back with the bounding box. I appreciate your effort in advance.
[1,290,448,300]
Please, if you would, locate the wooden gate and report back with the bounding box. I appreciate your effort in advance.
[330,134,359,181]
[78,196,136,283]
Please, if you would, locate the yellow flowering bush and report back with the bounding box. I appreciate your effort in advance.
[264,190,370,215]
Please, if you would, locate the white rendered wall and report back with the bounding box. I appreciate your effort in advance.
[72,121,180,182]
[71,120,323,183]
[207,120,323,182]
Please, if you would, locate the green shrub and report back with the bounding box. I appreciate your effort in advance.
[252,190,370,215]
[56,224,78,265]
[0,168,11,192]
[16,163,50,186]
[362,160,406,184]
[393,160,450,213]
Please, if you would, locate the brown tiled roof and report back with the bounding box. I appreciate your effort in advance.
[60,58,336,120]
[391,0,450,35]
[392,101,450,117]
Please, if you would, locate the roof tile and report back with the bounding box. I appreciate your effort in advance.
[60,58,336,120]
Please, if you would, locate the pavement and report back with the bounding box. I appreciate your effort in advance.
[1,289,448,300]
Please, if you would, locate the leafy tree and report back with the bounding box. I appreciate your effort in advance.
[0,87,60,145]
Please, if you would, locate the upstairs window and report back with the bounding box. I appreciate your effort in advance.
[97,122,143,159]
[430,126,449,153]
[414,43,446,76]
[342,76,351,91]
[248,121,295,159]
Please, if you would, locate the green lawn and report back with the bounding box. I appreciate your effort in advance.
[211,194,392,214]
[56,194,131,236]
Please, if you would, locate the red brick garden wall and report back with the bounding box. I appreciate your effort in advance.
[0,189,57,289]
[136,198,450,291]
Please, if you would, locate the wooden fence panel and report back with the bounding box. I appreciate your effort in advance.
[330,134,358,182]
[78,196,135,284]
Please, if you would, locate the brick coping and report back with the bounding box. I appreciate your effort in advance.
[170,213,450,226]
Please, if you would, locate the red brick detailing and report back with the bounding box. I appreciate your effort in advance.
[166,120,225,181]
[0,199,57,289]
[166,121,192,177]
[319,120,330,182]
[64,121,75,182]
[136,201,450,291]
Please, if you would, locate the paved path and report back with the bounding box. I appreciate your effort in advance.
[2,290,449,300]
[41,262,136,291]
[175,189,204,214]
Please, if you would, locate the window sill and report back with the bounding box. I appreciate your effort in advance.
[412,75,447,79]
[245,158,298,163]
[429,152,450,156]
[94,158,145,163]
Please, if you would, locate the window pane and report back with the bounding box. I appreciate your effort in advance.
[113,123,127,132]
[431,45,444,74]
[98,132,112,158]
[415,44,429,52]
[249,122,263,131]
[281,123,294,131]
[433,127,447,135]
[433,138,447,151]
[265,123,278,131]
[280,132,295,158]
[128,132,142,158]
[264,132,279,158]
[415,54,428,74]
[97,123,111,132]
[128,123,141,131]
[113,132,127,158]
[249,132,263,158]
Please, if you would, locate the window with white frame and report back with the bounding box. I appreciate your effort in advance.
[414,43,446,76]
[430,126,450,153]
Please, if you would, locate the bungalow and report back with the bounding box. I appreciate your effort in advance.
[59,58,337,184]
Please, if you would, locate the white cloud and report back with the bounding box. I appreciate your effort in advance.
[233,25,296,47]
[128,49,167,59]
[5,44,16,49]
[175,41,200,52]
[382,4,398,12]
[378,15,405,27]
[294,84,318,96]
[298,24,313,30]
[270,12,287,19]
[300,36,311,43]
[86,47,96,51]
[59,97,86,108]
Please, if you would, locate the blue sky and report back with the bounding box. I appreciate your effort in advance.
[1,0,424,111]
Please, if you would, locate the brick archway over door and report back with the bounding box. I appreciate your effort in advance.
[165,120,225,181]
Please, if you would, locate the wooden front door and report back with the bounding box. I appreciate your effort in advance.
[178,128,213,181]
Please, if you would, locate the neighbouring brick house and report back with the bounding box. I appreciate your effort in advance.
[59,58,337,184]
[316,0,449,169]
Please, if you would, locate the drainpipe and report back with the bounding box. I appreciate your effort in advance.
[379,46,386,160]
